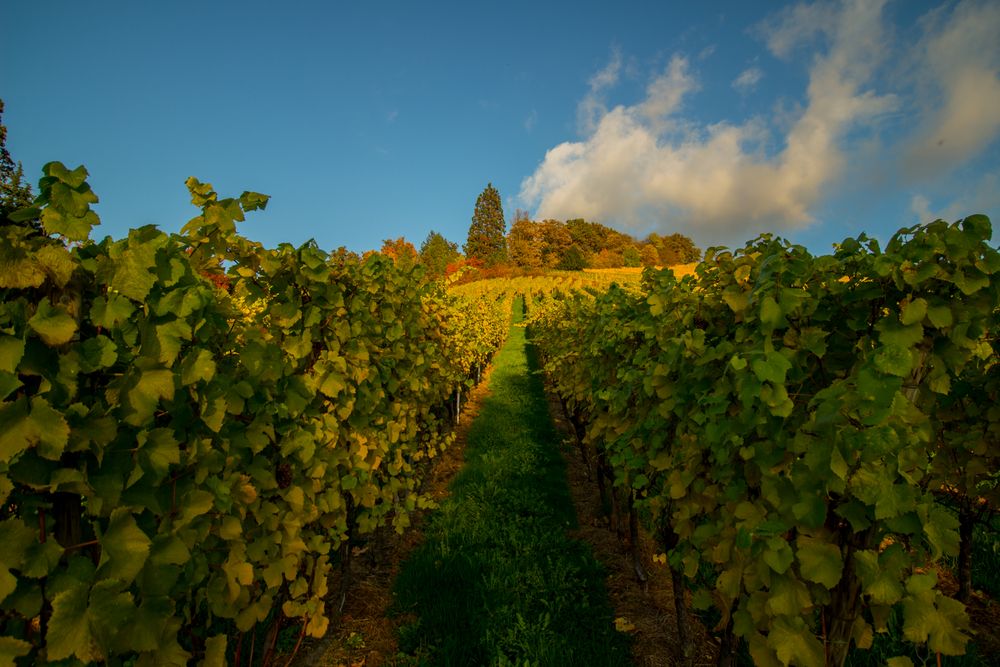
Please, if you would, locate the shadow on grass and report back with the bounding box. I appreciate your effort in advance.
[390,299,631,666]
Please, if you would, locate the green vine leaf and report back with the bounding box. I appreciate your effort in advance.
[28,300,78,346]
[796,535,843,589]
[96,509,152,586]
[46,580,100,662]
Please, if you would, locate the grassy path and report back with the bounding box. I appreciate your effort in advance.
[390,298,631,666]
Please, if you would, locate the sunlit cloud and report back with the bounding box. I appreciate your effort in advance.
[520,0,1000,245]
[901,1,1000,180]
[638,56,698,128]
[522,0,895,242]
[577,48,622,134]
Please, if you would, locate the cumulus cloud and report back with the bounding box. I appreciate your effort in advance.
[639,56,699,131]
[577,49,623,134]
[520,0,895,242]
[519,0,1000,244]
[903,1,1000,179]
[733,67,763,93]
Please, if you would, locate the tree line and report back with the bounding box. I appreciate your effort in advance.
[0,100,35,225]
[2,102,698,281]
[380,183,701,279]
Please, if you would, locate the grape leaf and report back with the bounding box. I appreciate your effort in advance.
[96,508,151,585]
[0,635,32,661]
[0,337,25,374]
[124,368,175,426]
[28,300,78,346]
[201,634,228,667]
[768,616,825,666]
[760,295,782,330]
[138,428,180,480]
[90,294,135,328]
[112,241,158,302]
[180,348,216,385]
[796,535,843,588]
[46,580,100,662]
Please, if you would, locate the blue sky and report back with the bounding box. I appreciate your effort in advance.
[3,1,999,255]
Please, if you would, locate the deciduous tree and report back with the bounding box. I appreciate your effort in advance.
[0,99,35,224]
[507,216,543,268]
[590,248,624,268]
[622,246,641,267]
[419,231,460,278]
[538,219,572,268]
[640,243,660,267]
[645,232,701,265]
[380,237,418,268]
[557,243,588,270]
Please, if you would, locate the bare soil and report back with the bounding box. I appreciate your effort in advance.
[549,382,1000,667]
[289,359,721,667]
[287,370,497,667]
[542,389,719,667]
[286,361,1000,667]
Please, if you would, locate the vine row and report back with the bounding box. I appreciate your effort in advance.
[531,217,999,666]
[0,163,510,665]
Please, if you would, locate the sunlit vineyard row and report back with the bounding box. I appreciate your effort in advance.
[0,164,511,665]
[529,217,1000,665]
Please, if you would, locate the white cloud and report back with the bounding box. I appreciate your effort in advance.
[521,0,1000,244]
[577,48,622,134]
[902,1,1000,179]
[520,0,896,243]
[910,194,934,223]
[757,1,838,59]
[911,171,1000,224]
[733,67,763,93]
[639,57,697,122]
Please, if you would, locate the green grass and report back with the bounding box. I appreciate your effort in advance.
[390,298,631,666]
[971,514,1000,599]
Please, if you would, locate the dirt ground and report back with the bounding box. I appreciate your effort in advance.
[550,391,1000,667]
[288,363,1000,667]
[287,361,717,667]
[543,390,719,667]
[288,371,497,667]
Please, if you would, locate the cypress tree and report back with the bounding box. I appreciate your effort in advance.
[464,183,507,266]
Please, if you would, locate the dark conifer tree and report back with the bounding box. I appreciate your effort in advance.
[464,183,507,266]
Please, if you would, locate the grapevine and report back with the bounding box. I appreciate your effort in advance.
[0,163,510,665]
[531,218,999,665]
